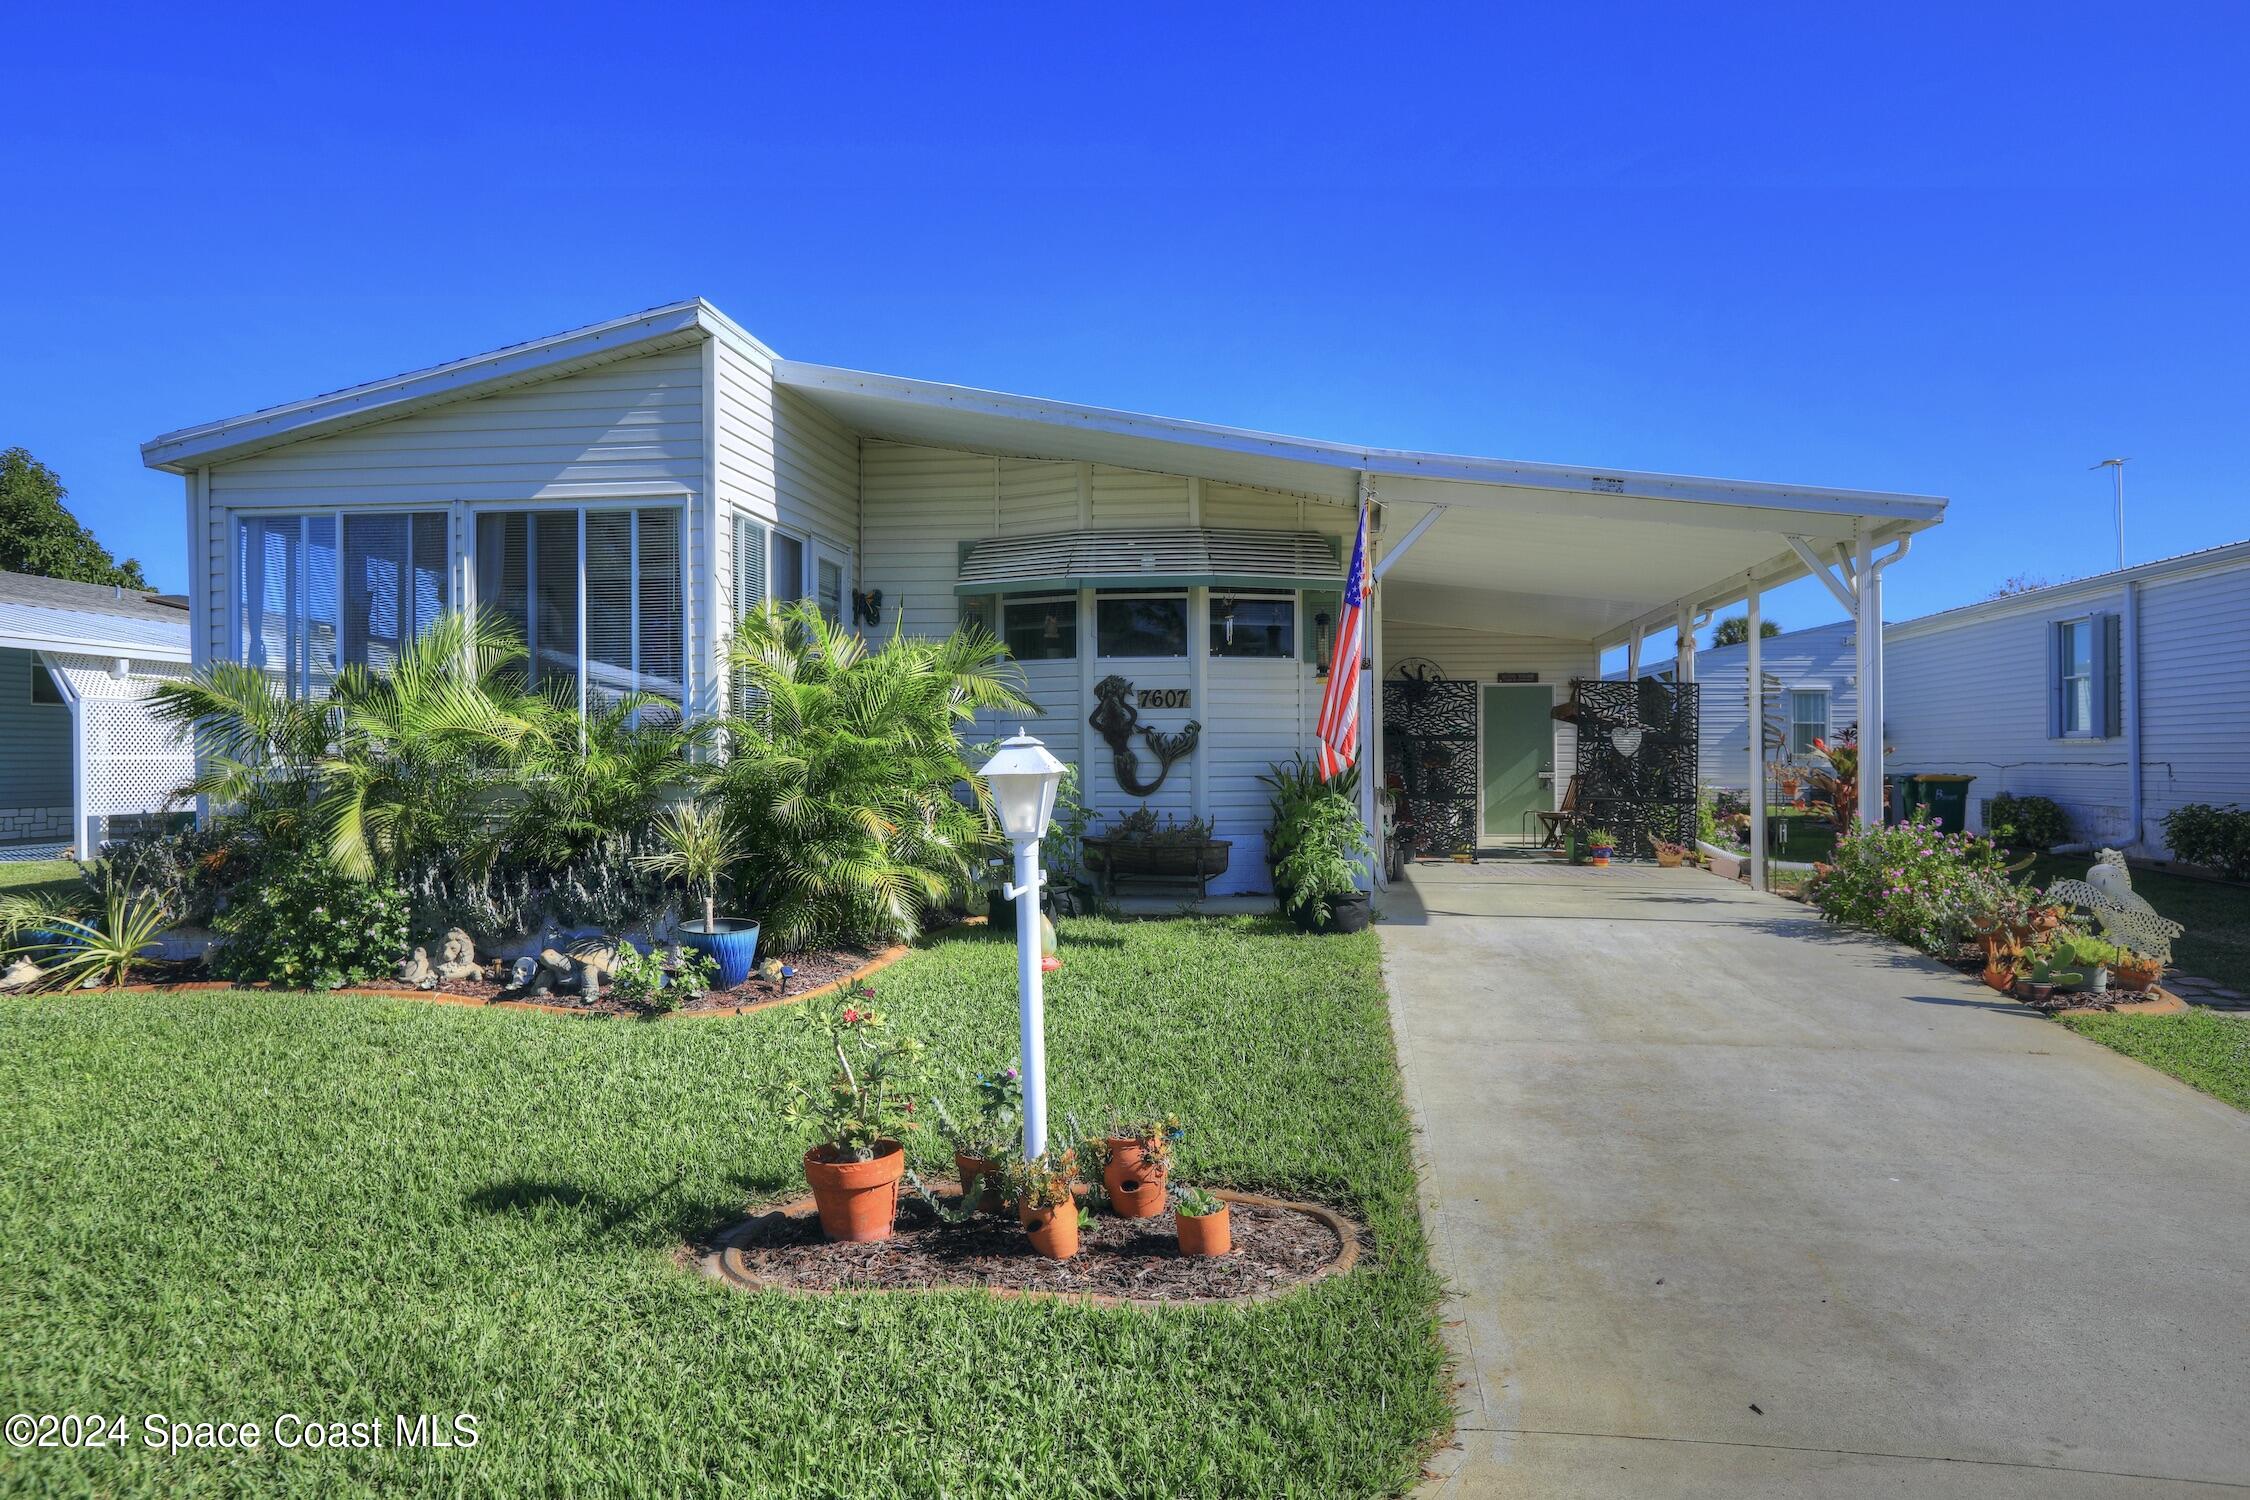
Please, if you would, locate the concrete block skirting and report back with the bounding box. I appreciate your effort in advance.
[0,805,71,841]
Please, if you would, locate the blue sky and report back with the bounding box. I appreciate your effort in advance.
[5,4,2245,660]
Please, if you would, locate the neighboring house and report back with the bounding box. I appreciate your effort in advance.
[0,570,194,852]
[1884,541,2250,856]
[1626,619,1863,789]
[140,300,1944,884]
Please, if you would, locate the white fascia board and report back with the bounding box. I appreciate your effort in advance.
[1592,522,1932,652]
[1885,538,2250,641]
[773,360,1950,526]
[0,629,190,662]
[142,299,777,474]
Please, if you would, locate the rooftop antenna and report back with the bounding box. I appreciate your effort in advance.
[2091,458,2128,571]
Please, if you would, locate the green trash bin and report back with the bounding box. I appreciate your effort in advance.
[1897,774,1975,833]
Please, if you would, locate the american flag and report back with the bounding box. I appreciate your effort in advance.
[1316,499,1369,779]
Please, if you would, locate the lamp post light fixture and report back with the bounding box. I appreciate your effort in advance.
[980,729,1067,1158]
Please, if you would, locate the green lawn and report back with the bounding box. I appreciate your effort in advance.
[0,918,1447,1498]
[2060,1009,2250,1112]
[2027,854,2250,993]
[0,858,79,903]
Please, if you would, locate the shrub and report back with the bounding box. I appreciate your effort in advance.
[715,602,1032,950]
[1271,788,1371,918]
[2162,803,2250,880]
[1986,792,2070,851]
[1807,812,2021,954]
[212,848,410,990]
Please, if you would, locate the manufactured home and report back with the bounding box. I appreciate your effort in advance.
[1626,619,1863,790]
[0,570,193,854]
[142,300,1945,886]
[1884,541,2250,857]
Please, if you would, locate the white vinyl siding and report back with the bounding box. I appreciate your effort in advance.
[1631,620,1862,788]
[1888,551,2250,854]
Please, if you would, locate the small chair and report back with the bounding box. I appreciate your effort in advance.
[1528,775,1581,848]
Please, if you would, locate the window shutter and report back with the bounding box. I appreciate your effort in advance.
[2046,621,2064,739]
[2099,611,2124,739]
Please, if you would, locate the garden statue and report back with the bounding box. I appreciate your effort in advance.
[434,929,480,982]
[0,956,41,990]
[755,956,785,984]
[2042,849,2184,962]
[507,955,538,991]
[396,946,436,988]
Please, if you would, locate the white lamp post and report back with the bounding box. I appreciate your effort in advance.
[980,729,1066,1159]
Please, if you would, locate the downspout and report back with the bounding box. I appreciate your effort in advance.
[2123,578,2143,850]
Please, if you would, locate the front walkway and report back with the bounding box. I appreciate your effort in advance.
[1381,856,2250,1498]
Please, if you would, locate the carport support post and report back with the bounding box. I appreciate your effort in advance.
[1855,533,1883,827]
[1746,579,1766,891]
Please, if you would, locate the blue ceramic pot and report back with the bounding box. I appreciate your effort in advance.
[677,918,760,990]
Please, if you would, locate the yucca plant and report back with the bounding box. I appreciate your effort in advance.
[713,602,1033,949]
[10,887,174,991]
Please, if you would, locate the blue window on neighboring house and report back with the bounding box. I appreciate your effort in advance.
[2051,613,2121,738]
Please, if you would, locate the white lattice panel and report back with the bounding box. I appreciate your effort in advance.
[45,653,197,819]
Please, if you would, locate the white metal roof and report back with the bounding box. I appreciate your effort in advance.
[143,299,1948,646]
[1886,538,2250,640]
[0,573,191,660]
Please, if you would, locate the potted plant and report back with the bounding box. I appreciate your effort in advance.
[1585,828,1616,868]
[1651,839,1687,869]
[2112,949,2163,994]
[636,801,759,989]
[1095,1114,1180,1219]
[1082,806,1232,897]
[1006,1148,1085,1259]
[1274,794,1374,933]
[1174,1185,1231,1257]
[934,1063,1022,1213]
[779,988,925,1241]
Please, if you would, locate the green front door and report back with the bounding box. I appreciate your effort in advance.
[1481,685,1553,844]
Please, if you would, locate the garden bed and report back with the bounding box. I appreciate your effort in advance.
[705,1185,1360,1305]
[29,942,903,1015]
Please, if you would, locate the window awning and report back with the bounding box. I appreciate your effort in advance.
[954,527,1342,596]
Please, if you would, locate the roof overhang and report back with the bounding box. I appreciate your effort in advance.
[141,299,775,474]
[776,360,1947,646]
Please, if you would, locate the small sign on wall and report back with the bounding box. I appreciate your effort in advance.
[1136,687,1190,710]
[1496,671,1539,684]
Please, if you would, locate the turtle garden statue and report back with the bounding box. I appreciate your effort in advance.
[2042,849,2184,962]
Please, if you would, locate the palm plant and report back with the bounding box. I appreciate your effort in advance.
[712,602,1033,949]
[635,800,747,933]
[153,610,558,879]
[501,691,708,871]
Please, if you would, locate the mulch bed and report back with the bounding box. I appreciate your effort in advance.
[55,943,890,1015]
[402,943,879,1015]
[706,1186,1359,1306]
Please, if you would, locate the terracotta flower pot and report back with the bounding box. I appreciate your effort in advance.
[1021,1200,1080,1259]
[1103,1138,1168,1218]
[803,1140,905,1242]
[954,1151,1004,1214]
[1655,849,1683,868]
[2112,956,2162,993]
[1176,1203,1231,1257]
[1981,965,2015,994]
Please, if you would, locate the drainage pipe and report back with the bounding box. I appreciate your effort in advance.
[2123,578,2144,851]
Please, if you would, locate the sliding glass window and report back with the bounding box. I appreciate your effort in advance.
[474,507,684,711]
[235,511,448,694]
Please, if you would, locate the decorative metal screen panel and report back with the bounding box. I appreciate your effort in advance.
[1566,677,1700,856]
[1382,676,1478,857]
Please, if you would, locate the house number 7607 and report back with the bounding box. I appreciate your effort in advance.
[1136,688,1190,710]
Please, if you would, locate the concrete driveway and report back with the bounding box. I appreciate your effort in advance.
[1382,856,2250,1498]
